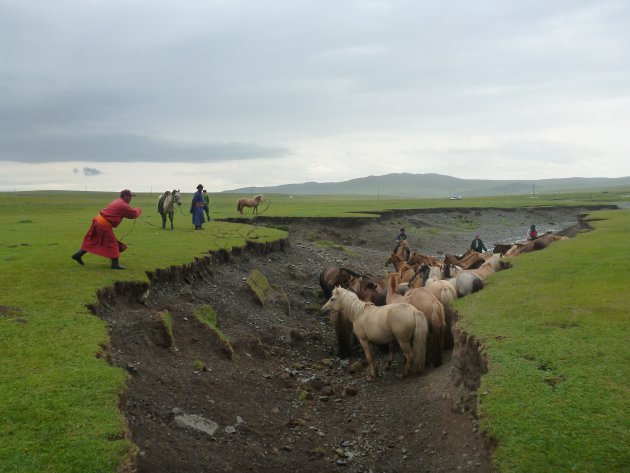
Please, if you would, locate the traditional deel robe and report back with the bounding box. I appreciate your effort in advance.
[190,190,206,226]
[81,197,142,258]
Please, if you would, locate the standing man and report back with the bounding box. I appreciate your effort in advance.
[190,184,206,230]
[470,234,487,253]
[202,189,211,221]
[71,189,142,269]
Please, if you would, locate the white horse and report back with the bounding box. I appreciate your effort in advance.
[322,287,428,379]
[158,189,182,230]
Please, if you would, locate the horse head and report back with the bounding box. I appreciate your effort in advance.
[172,189,182,206]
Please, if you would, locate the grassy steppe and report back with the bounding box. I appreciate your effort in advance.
[456,209,630,472]
[0,192,286,472]
[0,190,628,472]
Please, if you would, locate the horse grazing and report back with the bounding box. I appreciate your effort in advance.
[322,287,427,379]
[237,194,265,215]
[157,189,182,230]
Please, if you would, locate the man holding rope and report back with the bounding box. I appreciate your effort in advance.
[71,189,142,269]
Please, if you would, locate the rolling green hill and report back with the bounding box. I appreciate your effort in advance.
[223,173,630,198]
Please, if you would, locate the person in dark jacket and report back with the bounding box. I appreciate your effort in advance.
[470,234,487,253]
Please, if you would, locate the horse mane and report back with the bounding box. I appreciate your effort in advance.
[333,287,370,320]
[339,267,364,278]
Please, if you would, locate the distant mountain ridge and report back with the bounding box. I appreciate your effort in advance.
[222,173,630,198]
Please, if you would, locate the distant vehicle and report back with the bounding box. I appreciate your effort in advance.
[450,195,462,200]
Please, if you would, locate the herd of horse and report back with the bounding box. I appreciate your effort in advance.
[320,233,568,380]
[156,191,265,230]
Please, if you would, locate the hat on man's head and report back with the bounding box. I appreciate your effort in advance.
[120,189,136,198]
[196,184,203,190]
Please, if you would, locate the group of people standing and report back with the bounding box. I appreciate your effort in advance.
[71,184,213,270]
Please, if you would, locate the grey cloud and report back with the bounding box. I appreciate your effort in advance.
[82,167,103,176]
[0,133,290,163]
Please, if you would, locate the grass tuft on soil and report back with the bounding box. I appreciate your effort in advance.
[246,269,270,305]
[192,304,234,358]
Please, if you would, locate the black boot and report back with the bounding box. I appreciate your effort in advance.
[111,258,126,270]
[71,250,86,266]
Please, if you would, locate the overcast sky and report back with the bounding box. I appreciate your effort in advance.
[1,0,629,192]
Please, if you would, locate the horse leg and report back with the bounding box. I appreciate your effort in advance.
[386,342,396,370]
[169,212,174,230]
[358,338,377,379]
[397,340,414,377]
[161,212,166,229]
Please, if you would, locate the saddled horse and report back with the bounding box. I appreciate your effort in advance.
[322,287,427,379]
[386,240,410,270]
[157,189,182,230]
[237,194,265,215]
[319,266,363,301]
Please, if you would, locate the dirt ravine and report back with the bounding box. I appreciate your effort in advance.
[93,207,595,473]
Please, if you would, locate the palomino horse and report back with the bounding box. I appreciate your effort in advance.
[322,287,427,379]
[157,189,182,230]
[237,194,265,215]
[386,272,446,367]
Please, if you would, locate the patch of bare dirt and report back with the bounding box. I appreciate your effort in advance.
[93,206,595,473]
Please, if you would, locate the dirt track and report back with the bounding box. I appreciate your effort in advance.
[93,206,593,473]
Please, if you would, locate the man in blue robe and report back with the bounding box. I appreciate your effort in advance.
[190,184,206,230]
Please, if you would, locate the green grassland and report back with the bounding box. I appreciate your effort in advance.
[456,209,630,472]
[0,189,628,472]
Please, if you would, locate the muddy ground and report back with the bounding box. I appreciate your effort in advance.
[94,206,592,473]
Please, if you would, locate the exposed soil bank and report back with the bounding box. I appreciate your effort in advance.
[92,206,600,472]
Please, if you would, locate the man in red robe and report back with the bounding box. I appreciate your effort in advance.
[71,189,142,269]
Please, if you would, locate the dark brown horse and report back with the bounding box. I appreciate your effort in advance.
[319,266,363,300]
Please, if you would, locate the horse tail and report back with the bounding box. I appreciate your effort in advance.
[410,311,428,375]
[236,201,243,214]
[332,311,354,359]
[319,273,332,301]
[443,304,456,350]
[433,300,446,366]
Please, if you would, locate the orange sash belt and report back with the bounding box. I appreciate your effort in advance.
[195,202,205,207]
[95,214,113,228]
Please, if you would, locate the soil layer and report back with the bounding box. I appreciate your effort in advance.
[93,207,593,473]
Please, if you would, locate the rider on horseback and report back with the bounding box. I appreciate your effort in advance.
[393,227,407,252]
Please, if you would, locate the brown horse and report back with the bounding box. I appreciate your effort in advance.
[346,275,387,306]
[385,272,446,368]
[237,194,265,215]
[386,240,410,271]
[319,266,363,300]
[407,252,443,268]
[322,287,428,379]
